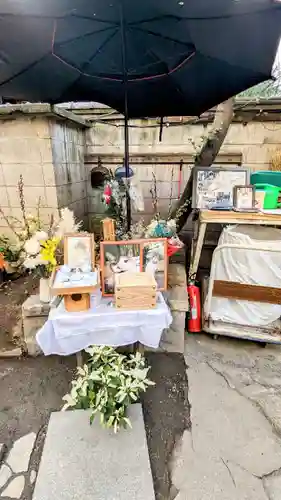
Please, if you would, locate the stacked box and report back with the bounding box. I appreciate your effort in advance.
[115,272,157,310]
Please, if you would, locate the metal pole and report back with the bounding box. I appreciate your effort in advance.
[120,2,131,232]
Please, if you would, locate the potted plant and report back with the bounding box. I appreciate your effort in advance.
[62,346,154,433]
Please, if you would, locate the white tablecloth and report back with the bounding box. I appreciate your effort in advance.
[36,292,172,356]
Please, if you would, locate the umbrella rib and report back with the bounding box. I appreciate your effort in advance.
[0,52,51,87]
[52,49,196,83]
[128,14,181,26]
[55,29,120,99]
[132,26,195,50]
[128,51,196,82]
[71,13,118,26]
[54,26,117,48]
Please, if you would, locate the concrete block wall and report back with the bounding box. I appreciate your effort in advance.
[0,117,57,236]
[0,115,87,237]
[86,119,281,171]
[85,118,281,240]
[51,122,88,228]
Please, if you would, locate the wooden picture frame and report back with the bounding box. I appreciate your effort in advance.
[192,165,249,209]
[233,185,256,211]
[100,238,168,297]
[64,233,95,271]
[141,238,168,292]
[100,239,143,296]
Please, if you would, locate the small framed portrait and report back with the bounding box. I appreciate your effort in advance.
[100,240,142,296]
[141,238,168,291]
[233,185,256,211]
[64,233,95,271]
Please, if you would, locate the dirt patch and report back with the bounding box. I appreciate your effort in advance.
[0,356,76,447]
[0,356,76,500]
[0,274,39,351]
[142,352,190,500]
[0,352,190,500]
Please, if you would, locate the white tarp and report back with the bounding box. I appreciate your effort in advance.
[207,225,281,326]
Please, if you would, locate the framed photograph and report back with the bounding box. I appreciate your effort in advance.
[233,185,256,211]
[254,190,265,210]
[141,238,168,291]
[192,166,249,209]
[64,233,95,271]
[100,240,142,296]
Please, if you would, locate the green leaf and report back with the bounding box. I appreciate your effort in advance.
[123,417,132,429]
[106,415,115,428]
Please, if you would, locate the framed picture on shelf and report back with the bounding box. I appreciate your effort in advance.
[141,238,168,291]
[192,166,249,209]
[233,185,256,211]
[64,233,95,270]
[100,240,142,296]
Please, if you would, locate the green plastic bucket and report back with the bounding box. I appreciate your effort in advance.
[254,183,281,209]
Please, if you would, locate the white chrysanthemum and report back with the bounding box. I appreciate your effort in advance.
[23,254,48,269]
[55,208,82,237]
[145,220,158,237]
[34,231,48,241]
[24,237,40,255]
[167,219,177,235]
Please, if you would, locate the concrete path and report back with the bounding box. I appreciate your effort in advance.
[33,405,155,500]
[171,334,281,500]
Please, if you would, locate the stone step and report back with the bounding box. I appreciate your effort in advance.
[32,405,155,500]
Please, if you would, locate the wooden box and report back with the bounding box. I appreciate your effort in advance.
[50,267,98,312]
[115,272,157,310]
[64,293,91,313]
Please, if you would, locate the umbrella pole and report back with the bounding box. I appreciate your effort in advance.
[120,2,131,233]
[124,110,131,233]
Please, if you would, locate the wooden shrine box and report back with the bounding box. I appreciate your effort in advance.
[51,268,98,312]
[51,232,97,312]
[115,272,157,310]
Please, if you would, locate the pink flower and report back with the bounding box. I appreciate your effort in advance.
[103,184,112,205]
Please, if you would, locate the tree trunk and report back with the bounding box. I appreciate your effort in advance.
[172,98,235,231]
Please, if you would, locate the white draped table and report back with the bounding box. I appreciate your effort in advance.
[36,292,172,356]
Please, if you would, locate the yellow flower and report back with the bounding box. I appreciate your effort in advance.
[39,237,60,272]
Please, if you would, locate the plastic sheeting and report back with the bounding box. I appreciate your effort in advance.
[207,225,281,326]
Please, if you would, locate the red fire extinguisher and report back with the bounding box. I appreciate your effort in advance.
[187,281,201,333]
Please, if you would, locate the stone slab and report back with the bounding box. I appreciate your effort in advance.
[188,363,281,477]
[33,405,155,500]
[22,295,51,318]
[165,287,189,312]
[1,475,25,498]
[22,296,48,356]
[7,432,36,473]
[264,475,281,500]
[0,465,11,489]
[160,311,185,353]
[0,445,4,463]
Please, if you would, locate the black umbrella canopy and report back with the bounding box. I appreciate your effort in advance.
[0,0,281,117]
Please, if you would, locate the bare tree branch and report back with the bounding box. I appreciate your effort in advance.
[171,98,235,231]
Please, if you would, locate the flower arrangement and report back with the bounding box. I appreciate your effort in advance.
[23,208,82,278]
[0,176,84,276]
[101,170,187,257]
[23,232,60,278]
[62,345,154,433]
[102,177,127,239]
[0,176,44,273]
